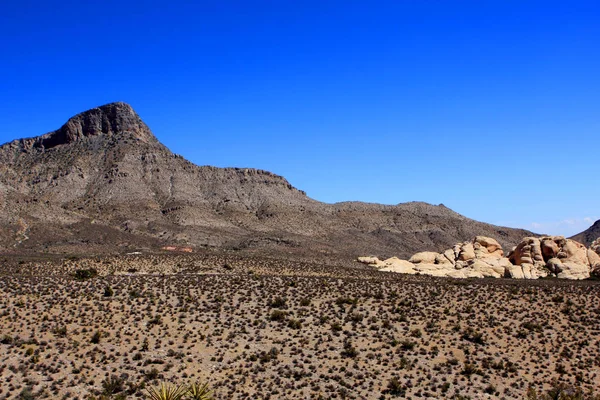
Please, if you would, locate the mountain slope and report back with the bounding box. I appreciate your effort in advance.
[0,102,533,260]
[571,220,600,247]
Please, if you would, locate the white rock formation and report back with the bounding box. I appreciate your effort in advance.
[358,236,600,280]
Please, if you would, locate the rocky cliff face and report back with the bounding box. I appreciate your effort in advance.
[2,102,156,152]
[0,102,533,260]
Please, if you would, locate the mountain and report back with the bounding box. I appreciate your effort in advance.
[571,220,600,247]
[0,102,533,261]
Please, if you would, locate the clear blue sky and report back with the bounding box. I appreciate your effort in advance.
[1,1,598,236]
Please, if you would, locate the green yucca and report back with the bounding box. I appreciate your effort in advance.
[146,382,187,400]
[187,382,213,400]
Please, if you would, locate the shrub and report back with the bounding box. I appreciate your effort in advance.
[386,377,406,396]
[73,268,98,280]
[268,297,286,308]
[104,285,114,297]
[336,297,357,306]
[288,319,302,329]
[91,330,102,344]
[102,375,126,395]
[270,310,287,322]
[341,341,359,358]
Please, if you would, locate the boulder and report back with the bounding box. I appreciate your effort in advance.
[473,236,503,258]
[357,256,385,268]
[457,243,475,261]
[586,249,600,276]
[541,238,560,259]
[557,262,590,280]
[506,264,525,279]
[379,257,416,274]
[591,238,600,255]
[409,251,439,264]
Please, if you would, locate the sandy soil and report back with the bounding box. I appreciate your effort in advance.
[1,253,599,399]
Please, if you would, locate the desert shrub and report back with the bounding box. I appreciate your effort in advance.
[53,325,68,337]
[288,319,302,329]
[73,268,98,280]
[300,298,311,307]
[104,285,114,297]
[461,327,485,345]
[270,310,287,321]
[385,377,406,396]
[341,341,359,358]
[102,375,126,395]
[336,297,358,306]
[1,334,13,344]
[268,297,286,308]
[91,330,102,344]
[461,362,481,377]
[400,340,416,351]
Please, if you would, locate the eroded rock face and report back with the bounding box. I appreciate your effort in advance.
[359,235,598,280]
[590,238,600,256]
[508,236,590,280]
[588,238,600,276]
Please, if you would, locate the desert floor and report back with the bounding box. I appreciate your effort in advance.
[1,253,599,399]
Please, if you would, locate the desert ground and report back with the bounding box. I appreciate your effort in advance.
[1,252,600,399]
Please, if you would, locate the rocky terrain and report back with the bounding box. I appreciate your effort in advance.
[360,235,600,280]
[2,103,599,399]
[571,220,600,247]
[0,102,532,262]
[1,254,600,399]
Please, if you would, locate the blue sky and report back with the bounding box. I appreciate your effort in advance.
[1,1,598,236]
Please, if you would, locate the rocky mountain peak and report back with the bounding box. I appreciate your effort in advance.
[43,102,155,148]
[2,102,156,152]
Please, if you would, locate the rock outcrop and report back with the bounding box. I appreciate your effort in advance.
[360,236,600,280]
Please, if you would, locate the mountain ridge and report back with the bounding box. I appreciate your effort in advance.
[0,102,534,261]
[571,220,600,247]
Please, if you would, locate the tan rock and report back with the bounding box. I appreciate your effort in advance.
[413,263,455,277]
[435,253,453,265]
[506,265,525,279]
[458,243,475,261]
[469,259,504,278]
[409,251,439,264]
[442,249,456,264]
[591,238,600,255]
[546,258,563,274]
[588,249,600,275]
[474,236,503,257]
[541,238,560,260]
[510,237,545,268]
[447,269,484,279]
[357,256,384,268]
[557,262,589,280]
[561,240,589,265]
[379,257,416,274]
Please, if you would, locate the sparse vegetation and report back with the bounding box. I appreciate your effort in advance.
[0,253,598,398]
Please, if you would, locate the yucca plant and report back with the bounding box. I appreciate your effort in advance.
[187,382,213,400]
[146,382,187,400]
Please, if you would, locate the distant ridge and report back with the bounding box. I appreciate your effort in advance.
[0,102,534,261]
[571,220,600,247]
